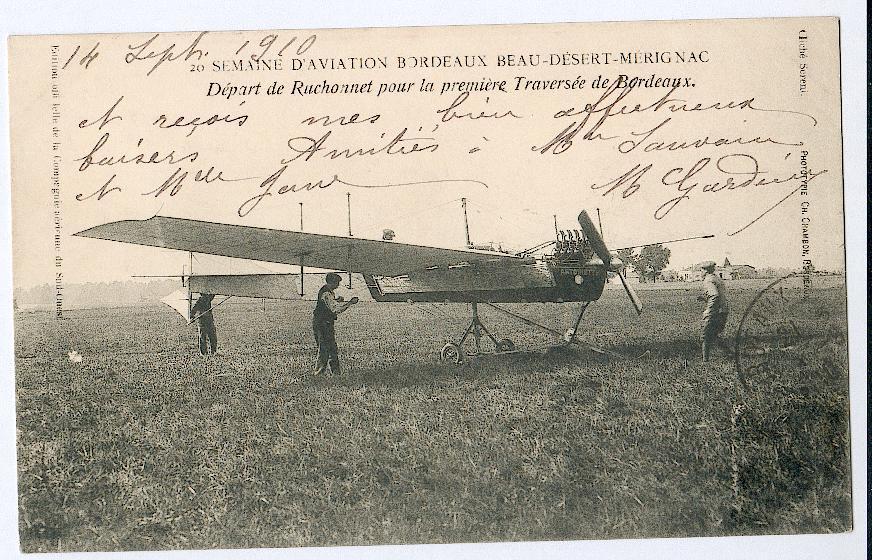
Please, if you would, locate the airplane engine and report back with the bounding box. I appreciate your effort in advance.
[547,229,607,301]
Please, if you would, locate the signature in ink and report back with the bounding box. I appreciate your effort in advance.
[591,153,828,227]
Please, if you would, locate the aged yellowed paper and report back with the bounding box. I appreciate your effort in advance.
[9,18,849,552]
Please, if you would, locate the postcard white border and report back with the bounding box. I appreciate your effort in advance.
[0,2,866,559]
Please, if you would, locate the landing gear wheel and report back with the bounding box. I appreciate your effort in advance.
[496,339,516,353]
[440,342,464,364]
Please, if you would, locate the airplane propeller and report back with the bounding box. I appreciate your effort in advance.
[578,211,643,315]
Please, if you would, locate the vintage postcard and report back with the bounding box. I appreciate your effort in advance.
[8,18,851,553]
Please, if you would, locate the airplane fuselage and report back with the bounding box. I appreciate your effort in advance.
[363,254,608,304]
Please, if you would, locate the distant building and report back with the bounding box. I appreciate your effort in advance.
[720,257,758,279]
[661,257,758,282]
[728,264,758,279]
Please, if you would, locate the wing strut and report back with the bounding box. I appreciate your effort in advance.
[298,203,304,297]
[484,303,625,358]
[346,192,353,288]
[461,197,472,248]
[188,251,193,317]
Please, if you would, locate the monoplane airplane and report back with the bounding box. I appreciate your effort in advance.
[74,208,704,363]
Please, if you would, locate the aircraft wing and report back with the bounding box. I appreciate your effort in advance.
[74,216,524,277]
[189,273,301,299]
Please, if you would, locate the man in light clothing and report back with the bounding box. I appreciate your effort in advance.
[697,261,730,361]
[313,272,359,375]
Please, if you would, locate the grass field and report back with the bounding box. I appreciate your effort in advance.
[14,281,851,552]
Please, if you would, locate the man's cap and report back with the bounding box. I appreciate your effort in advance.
[325,272,342,283]
[699,260,717,271]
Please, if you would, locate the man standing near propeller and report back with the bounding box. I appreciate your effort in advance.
[697,261,731,362]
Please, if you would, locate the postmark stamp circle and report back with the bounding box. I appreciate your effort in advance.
[734,273,847,397]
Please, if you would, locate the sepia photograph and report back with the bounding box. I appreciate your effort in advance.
[1,3,866,559]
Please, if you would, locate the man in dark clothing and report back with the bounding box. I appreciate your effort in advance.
[313,272,358,374]
[191,293,218,355]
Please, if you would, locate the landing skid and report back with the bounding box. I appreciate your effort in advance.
[438,301,625,364]
[439,303,516,364]
[485,302,625,359]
